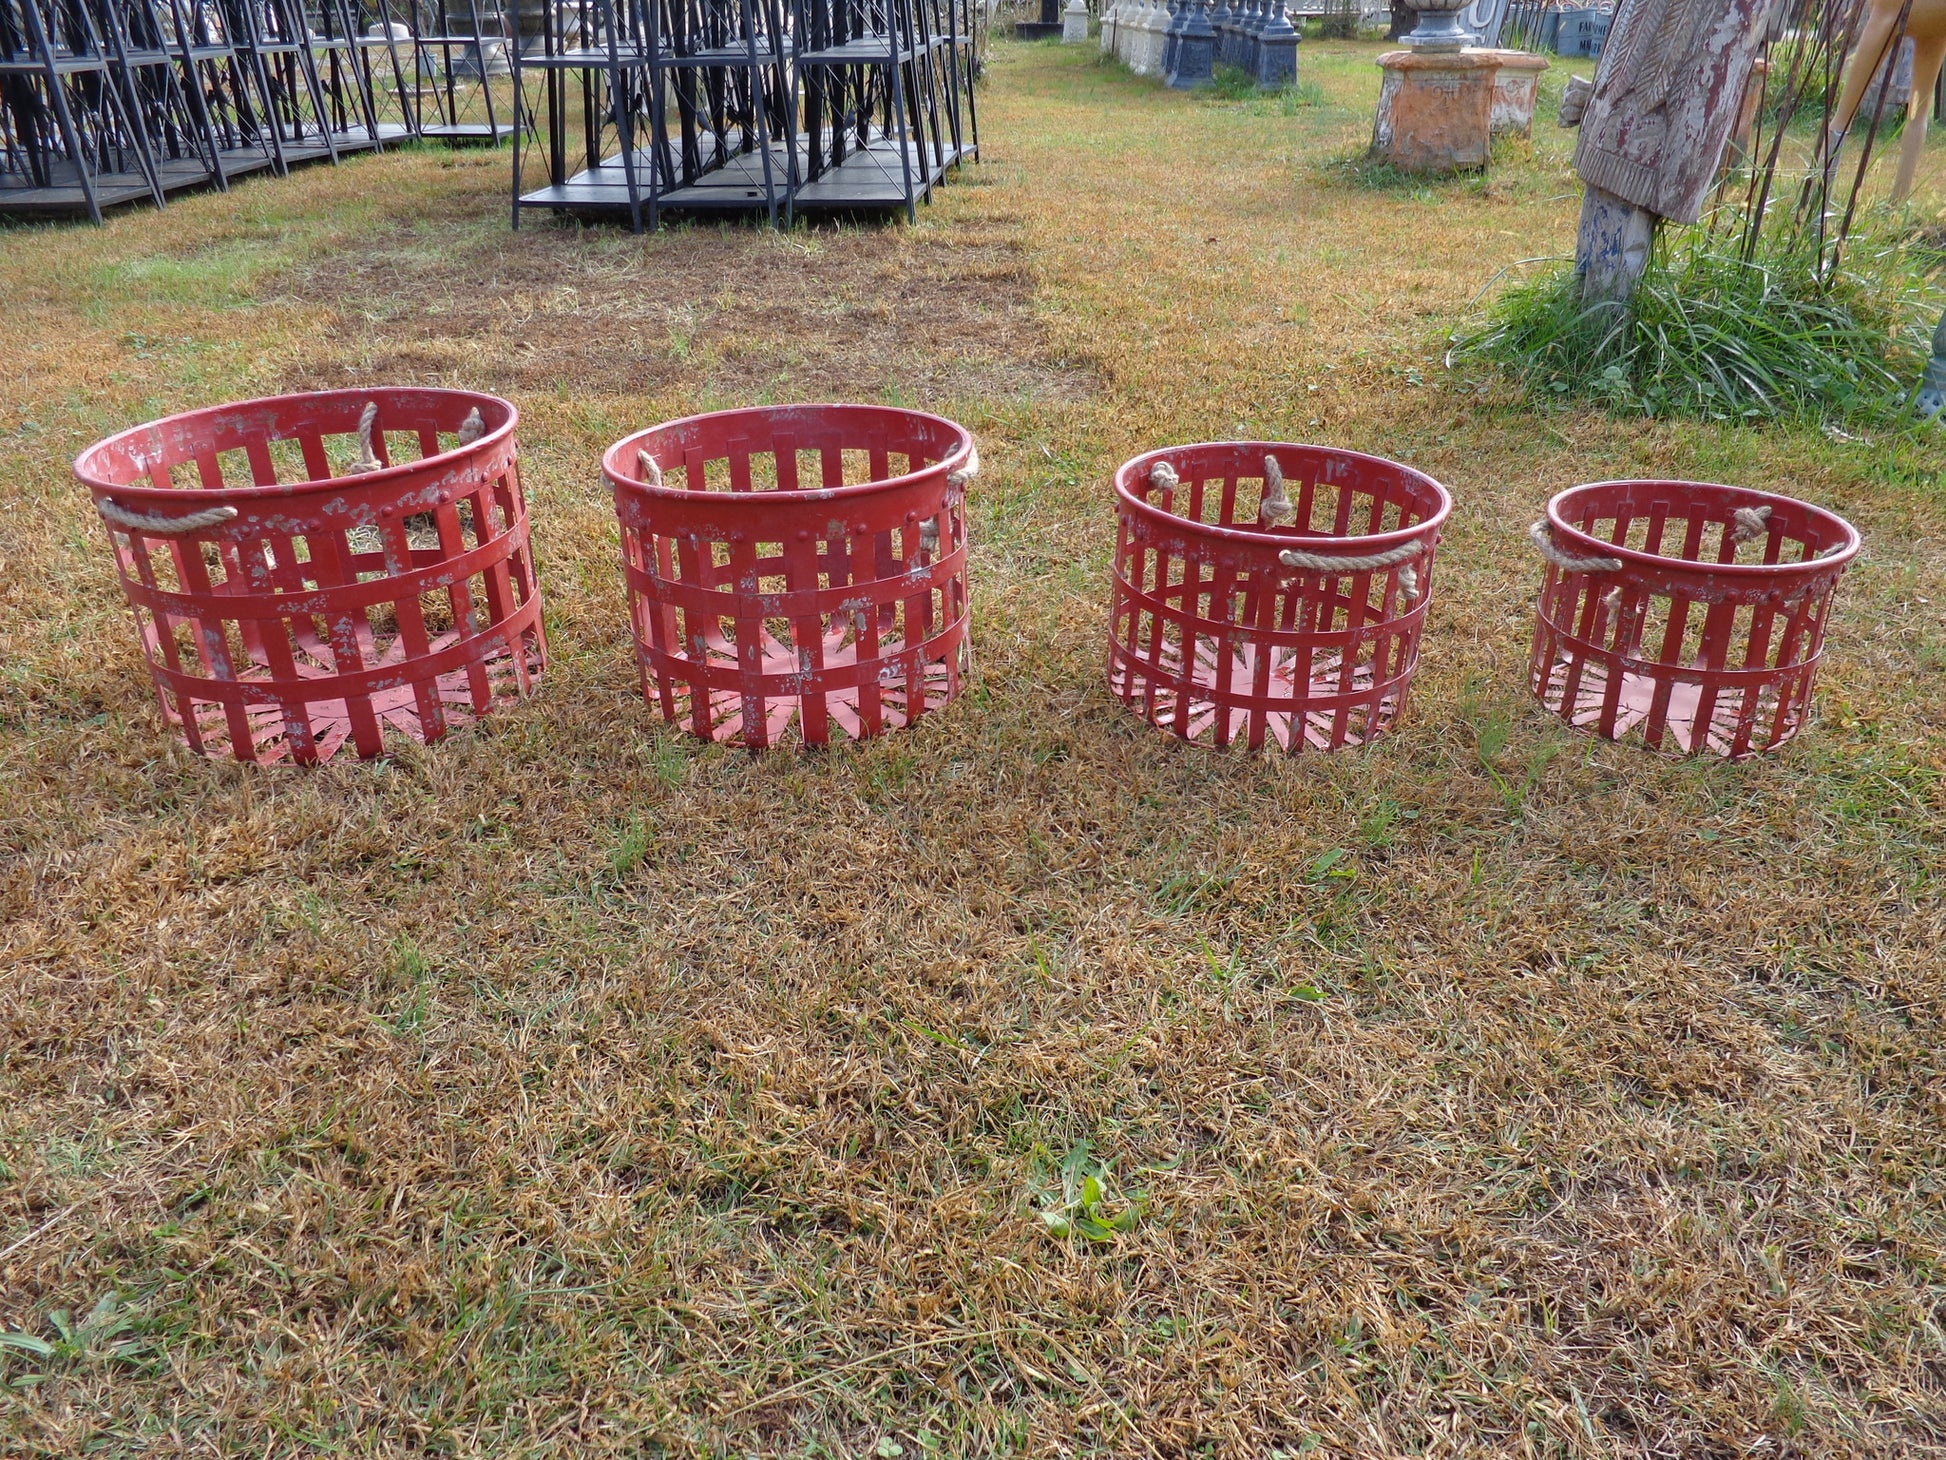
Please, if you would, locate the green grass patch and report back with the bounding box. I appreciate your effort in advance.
[1450,215,1943,424]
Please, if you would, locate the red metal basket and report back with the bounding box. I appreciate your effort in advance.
[1107,443,1450,751]
[1527,480,1860,758]
[604,404,975,748]
[74,388,546,765]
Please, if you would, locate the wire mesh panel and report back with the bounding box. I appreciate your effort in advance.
[605,403,974,748]
[75,388,546,765]
[1527,480,1859,758]
[1108,443,1450,753]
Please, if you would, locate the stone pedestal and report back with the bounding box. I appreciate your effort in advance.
[1471,48,1546,137]
[1126,0,1155,71]
[1015,0,1063,40]
[1166,0,1214,87]
[1254,0,1298,86]
[1142,0,1170,72]
[1063,0,1090,41]
[1370,48,1499,173]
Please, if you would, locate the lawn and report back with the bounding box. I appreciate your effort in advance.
[3,35,1945,1459]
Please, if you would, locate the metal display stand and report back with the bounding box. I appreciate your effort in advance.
[509,0,978,230]
[411,0,518,141]
[2,0,514,220]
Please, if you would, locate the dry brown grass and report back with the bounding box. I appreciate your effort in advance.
[3,39,1946,1459]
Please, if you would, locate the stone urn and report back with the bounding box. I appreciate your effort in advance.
[1401,0,1471,50]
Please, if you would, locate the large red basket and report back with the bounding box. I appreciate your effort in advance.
[1107,443,1450,751]
[74,388,546,765]
[604,404,975,749]
[1527,480,1860,758]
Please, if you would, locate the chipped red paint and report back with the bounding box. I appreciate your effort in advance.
[74,389,546,765]
[1107,443,1450,753]
[1528,481,1861,759]
[604,404,975,749]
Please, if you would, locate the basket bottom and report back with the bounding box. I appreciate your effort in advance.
[656,659,956,746]
[1111,638,1401,751]
[642,615,964,747]
[160,632,544,764]
[1536,655,1801,758]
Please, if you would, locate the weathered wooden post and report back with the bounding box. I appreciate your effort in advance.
[1563,0,1774,300]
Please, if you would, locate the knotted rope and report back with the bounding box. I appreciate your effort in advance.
[1528,520,1622,573]
[345,401,383,475]
[1259,455,1296,528]
[1730,504,1771,544]
[97,500,239,535]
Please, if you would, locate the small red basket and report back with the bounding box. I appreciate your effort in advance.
[1107,443,1450,751]
[1527,480,1860,757]
[74,388,546,765]
[604,404,975,749]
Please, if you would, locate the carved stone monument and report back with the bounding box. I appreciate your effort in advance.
[1566,0,1773,298]
[1064,0,1091,41]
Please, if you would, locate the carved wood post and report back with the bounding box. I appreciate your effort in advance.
[1566,0,1774,302]
[1577,185,1659,301]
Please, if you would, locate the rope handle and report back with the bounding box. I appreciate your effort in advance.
[97,500,239,535]
[1278,538,1426,606]
[632,441,978,491]
[946,441,980,489]
[345,400,383,475]
[1259,455,1296,527]
[1528,520,1622,573]
[1730,504,1770,543]
[1276,539,1424,574]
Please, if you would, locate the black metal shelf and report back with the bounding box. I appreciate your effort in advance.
[508,0,979,230]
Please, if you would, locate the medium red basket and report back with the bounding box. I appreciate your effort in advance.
[1107,443,1450,751]
[604,404,975,749]
[74,388,546,765]
[1527,480,1860,758]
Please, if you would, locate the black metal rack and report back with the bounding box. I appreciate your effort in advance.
[2,0,522,220]
[410,0,518,141]
[508,0,978,230]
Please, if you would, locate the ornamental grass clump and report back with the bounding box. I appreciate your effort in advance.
[1449,218,1939,423]
[1455,0,1946,426]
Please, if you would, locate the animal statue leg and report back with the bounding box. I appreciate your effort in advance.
[1893,34,1946,201]
[1830,5,1910,146]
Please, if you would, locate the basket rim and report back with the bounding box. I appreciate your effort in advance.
[73,387,520,503]
[1545,480,1862,576]
[604,403,976,503]
[1113,442,1452,552]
